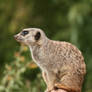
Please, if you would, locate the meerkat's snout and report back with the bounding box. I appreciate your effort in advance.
[14,34,20,41]
[14,35,18,40]
[14,34,22,42]
[14,29,30,42]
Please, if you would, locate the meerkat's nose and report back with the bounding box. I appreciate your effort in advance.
[14,35,18,40]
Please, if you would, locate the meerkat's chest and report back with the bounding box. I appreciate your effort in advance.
[30,47,49,68]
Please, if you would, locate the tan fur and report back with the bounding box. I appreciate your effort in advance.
[14,28,86,92]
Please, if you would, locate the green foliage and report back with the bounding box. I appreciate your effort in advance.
[0,0,92,92]
[0,45,45,92]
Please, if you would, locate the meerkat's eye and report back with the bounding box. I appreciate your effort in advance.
[21,30,29,36]
[35,32,41,40]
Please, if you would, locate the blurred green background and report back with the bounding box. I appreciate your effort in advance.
[0,0,92,92]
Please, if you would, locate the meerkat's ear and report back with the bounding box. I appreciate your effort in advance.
[35,32,41,41]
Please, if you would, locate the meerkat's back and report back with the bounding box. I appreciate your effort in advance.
[44,40,86,92]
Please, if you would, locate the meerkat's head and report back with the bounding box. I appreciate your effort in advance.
[14,28,47,46]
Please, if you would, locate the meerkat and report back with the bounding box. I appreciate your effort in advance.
[14,28,86,92]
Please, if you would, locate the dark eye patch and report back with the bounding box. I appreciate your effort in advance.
[35,32,41,41]
[21,30,29,36]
